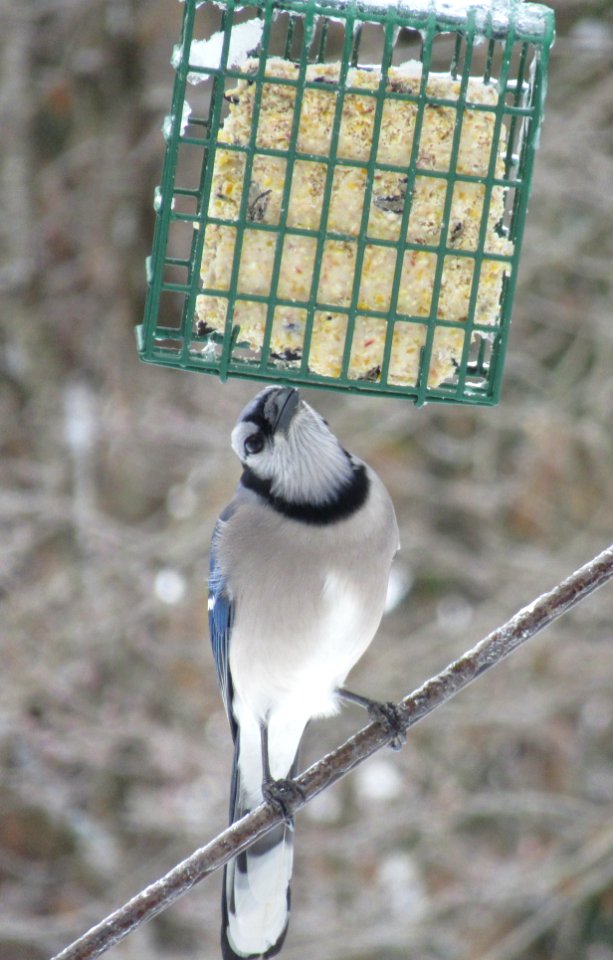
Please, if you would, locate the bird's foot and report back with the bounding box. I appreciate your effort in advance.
[337,688,408,751]
[366,700,408,751]
[262,778,305,826]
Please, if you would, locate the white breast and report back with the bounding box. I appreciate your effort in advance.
[230,565,385,726]
[318,570,376,684]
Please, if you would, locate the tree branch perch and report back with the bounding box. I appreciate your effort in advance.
[49,541,613,960]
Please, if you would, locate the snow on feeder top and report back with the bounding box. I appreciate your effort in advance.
[138,0,554,405]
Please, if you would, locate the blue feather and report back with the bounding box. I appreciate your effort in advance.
[209,513,236,737]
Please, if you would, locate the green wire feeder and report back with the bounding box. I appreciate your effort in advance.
[138,0,554,406]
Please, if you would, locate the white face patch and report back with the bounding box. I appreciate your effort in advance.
[268,409,354,504]
[231,421,260,460]
[232,397,355,505]
[231,420,278,481]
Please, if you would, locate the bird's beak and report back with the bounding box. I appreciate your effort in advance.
[271,387,300,435]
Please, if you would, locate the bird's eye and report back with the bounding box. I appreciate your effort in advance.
[244,433,264,456]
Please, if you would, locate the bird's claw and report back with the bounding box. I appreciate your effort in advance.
[367,701,408,751]
[262,778,305,826]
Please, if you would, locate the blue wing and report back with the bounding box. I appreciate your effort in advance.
[208,507,237,740]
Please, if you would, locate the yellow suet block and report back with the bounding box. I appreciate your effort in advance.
[197,58,512,386]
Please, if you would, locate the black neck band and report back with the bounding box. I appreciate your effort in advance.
[241,462,369,525]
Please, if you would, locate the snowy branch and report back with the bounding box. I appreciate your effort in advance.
[49,541,613,960]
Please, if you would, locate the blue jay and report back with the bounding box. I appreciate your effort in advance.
[209,386,400,959]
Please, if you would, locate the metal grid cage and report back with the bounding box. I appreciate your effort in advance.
[138,0,554,405]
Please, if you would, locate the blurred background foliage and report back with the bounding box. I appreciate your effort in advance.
[1,1,612,959]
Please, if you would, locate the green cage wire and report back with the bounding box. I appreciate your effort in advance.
[138,0,554,405]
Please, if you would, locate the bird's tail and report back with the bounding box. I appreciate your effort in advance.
[221,734,296,960]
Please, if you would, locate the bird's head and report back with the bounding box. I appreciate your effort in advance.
[231,386,356,507]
